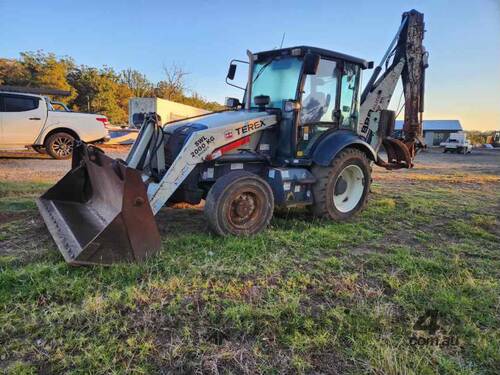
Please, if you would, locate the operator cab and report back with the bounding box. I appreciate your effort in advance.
[226,46,371,162]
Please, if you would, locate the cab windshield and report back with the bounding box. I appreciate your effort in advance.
[250,56,303,109]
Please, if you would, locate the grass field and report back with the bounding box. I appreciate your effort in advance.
[1,151,499,374]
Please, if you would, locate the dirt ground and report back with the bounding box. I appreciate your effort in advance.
[1,145,499,182]
[0,145,130,182]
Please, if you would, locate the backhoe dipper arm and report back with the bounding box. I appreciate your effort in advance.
[359,9,428,169]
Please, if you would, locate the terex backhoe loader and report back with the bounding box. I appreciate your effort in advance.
[37,10,428,265]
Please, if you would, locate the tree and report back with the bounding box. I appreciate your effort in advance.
[0,58,29,86]
[182,92,224,112]
[1,51,223,121]
[68,66,131,124]
[154,64,189,101]
[120,68,152,97]
[154,64,223,111]
[19,51,76,103]
[465,131,490,145]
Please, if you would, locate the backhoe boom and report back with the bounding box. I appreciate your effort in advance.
[359,9,428,169]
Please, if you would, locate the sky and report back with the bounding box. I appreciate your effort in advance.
[1,0,499,131]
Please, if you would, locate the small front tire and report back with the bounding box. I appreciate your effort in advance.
[204,171,274,236]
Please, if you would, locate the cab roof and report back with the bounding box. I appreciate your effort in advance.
[254,45,372,69]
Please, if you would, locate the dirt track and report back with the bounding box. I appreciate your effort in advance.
[0,145,130,182]
[1,146,499,183]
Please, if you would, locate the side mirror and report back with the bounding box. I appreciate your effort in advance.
[227,63,237,80]
[303,53,320,75]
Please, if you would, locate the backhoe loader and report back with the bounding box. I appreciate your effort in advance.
[37,10,428,265]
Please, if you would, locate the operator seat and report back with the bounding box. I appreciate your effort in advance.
[300,76,331,124]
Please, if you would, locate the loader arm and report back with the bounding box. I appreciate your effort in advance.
[146,114,278,214]
[359,9,428,169]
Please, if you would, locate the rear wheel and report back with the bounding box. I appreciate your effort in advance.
[204,171,274,236]
[310,148,371,220]
[45,132,75,159]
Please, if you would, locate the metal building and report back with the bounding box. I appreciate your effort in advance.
[395,120,463,146]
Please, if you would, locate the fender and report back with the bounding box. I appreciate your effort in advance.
[311,129,377,166]
[35,125,82,145]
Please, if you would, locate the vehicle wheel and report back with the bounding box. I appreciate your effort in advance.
[45,132,75,159]
[204,171,274,236]
[443,149,447,153]
[32,145,46,154]
[310,148,371,220]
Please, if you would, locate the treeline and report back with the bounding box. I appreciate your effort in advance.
[0,51,223,124]
[465,131,497,145]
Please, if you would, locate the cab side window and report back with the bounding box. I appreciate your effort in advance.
[2,95,39,112]
[300,59,338,125]
[296,59,339,157]
[338,63,360,130]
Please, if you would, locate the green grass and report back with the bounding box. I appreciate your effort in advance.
[0,181,51,212]
[1,176,499,374]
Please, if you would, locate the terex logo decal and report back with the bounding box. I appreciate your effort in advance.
[235,120,266,135]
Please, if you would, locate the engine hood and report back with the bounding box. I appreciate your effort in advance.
[164,110,272,133]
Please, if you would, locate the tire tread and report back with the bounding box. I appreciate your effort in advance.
[310,148,371,220]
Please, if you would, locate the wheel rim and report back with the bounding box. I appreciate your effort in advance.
[333,165,364,213]
[52,136,73,158]
[226,189,263,230]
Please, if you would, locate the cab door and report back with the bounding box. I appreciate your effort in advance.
[338,63,360,131]
[0,93,46,147]
[296,58,339,157]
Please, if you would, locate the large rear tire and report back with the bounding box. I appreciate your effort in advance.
[45,132,75,160]
[204,171,274,236]
[310,148,371,220]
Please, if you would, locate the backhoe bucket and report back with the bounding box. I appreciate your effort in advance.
[37,143,161,266]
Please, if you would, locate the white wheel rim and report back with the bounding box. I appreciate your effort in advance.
[333,165,364,213]
[52,136,73,157]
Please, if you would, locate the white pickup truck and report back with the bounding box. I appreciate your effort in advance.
[440,132,473,154]
[0,91,110,159]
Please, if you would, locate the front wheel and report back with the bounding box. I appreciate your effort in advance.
[45,132,75,159]
[310,148,371,220]
[204,171,274,236]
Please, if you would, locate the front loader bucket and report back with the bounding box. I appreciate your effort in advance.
[36,143,161,266]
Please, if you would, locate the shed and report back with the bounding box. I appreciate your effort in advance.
[395,120,463,146]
